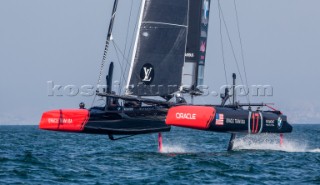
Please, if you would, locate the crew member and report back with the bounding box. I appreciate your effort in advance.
[176,93,187,104]
[108,91,120,110]
[79,102,85,109]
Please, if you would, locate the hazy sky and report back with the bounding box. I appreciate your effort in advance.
[0,0,320,125]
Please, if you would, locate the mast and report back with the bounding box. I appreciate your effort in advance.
[232,73,236,105]
[97,0,119,86]
[105,62,114,109]
[104,0,118,61]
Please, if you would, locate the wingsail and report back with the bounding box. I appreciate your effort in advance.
[127,0,189,96]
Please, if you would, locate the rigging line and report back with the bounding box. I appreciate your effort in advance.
[92,0,119,107]
[97,41,109,86]
[113,41,131,65]
[113,40,144,92]
[218,0,231,105]
[113,30,148,91]
[122,0,143,95]
[218,3,243,83]
[112,40,125,84]
[233,0,250,103]
[119,0,134,95]
[112,41,131,85]
[218,2,250,103]
[92,38,110,107]
[218,0,228,85]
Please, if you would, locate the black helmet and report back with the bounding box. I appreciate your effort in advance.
[79,102,85,109]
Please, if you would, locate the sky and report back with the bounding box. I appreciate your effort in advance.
[0,0,320,125]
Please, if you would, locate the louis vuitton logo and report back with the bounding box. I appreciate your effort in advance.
[142,67,153,82]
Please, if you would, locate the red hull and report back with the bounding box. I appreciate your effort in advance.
[166,106,216,130]
[39,109,90,132]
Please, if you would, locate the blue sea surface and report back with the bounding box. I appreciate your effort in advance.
[0,124,319,184]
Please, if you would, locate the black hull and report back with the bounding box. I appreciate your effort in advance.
[83,106,170,135]
[208,107,293,134]
[166,105,293,134]
[39,106,170,136]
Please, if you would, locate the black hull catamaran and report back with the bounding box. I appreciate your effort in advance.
[166,74,293,150]
[40,0,191,140]
[167,104,293,150]
[164,0,292,150]
[39,0,292,151]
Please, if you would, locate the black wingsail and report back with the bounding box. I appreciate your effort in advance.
[126,0,189,97]
[183,0,211,87]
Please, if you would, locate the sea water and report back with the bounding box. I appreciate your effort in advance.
[0,124,319,184]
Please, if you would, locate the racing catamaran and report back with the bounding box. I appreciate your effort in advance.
[40,0,191,140]
[39,0,292,151]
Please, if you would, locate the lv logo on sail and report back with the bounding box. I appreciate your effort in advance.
[142,67,153,82]
[140,63,154,84]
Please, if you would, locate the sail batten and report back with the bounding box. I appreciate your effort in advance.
[142,21,188,28]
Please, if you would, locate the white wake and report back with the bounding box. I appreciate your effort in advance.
[233,134,319,153]
[160,144,186,153]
